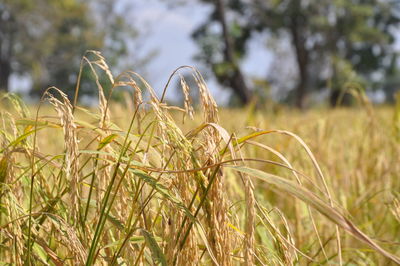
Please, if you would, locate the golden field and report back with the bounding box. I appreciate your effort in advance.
[0,53,399,265]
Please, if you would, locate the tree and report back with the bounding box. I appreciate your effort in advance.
[0,1,22,92]
[244,0,400,107]
[192,0,252,105]
[325,0,400,105]
[0,0,102,94]
[0,0,147,101]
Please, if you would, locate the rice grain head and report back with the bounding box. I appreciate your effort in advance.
[192,71,233,265]
[46,89,80,225]
[50,216,88,264]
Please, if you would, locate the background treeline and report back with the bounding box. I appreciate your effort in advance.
[1,0,400,107]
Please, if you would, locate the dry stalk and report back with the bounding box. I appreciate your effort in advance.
[5,195,24,266]
[193,72,233,265]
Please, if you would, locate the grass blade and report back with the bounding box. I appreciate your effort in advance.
[227,165,400,264]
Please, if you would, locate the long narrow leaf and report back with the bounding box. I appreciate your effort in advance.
[227,165,400,264]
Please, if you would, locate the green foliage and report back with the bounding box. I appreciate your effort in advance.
[191,0,400,106]
[1,0,101,92]
[0,0,141,101]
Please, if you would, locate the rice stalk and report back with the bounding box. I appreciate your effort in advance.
[0,51,398,265]
[45,88,80,225]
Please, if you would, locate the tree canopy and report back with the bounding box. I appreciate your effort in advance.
[1,0,400,107]
[191,0,400,107]
[0,0,142,100]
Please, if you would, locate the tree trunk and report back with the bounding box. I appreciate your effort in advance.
[215,0,251,105]
[289,4,309,109]
[0,59,11,92]
[0,8,15,93]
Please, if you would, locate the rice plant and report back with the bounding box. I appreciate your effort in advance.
[0,51,399,265]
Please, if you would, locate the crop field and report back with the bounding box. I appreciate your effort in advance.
[0,53,399,265]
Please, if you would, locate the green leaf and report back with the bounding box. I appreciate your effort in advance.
[32,243,48,263]
[129,169,195,221]
[103,236,148,249]
[98,134,118,150]
[0,127,46,153]
[141,229,167,266]
[16,119,60,128]
[0,156,8,184]
[106,213,124,231]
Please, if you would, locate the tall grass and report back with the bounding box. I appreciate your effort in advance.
[0,51,399,265]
